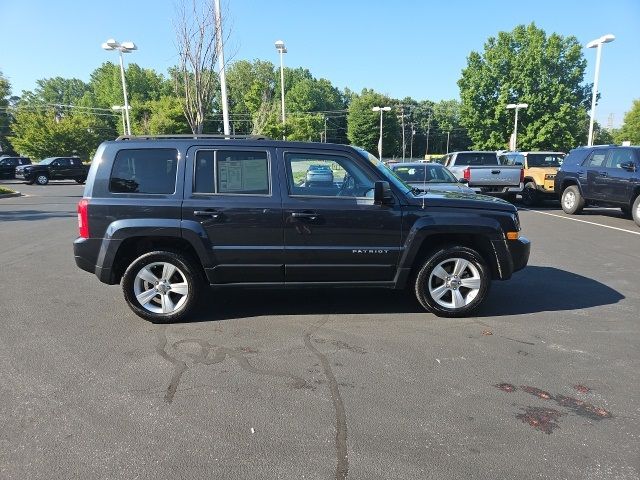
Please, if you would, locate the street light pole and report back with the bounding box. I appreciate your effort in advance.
[586,34,615,146]
[372,106,391,160]
[111,105,130,134]
[506,103,528,150]
[102,39,137,136]
[275,40,287,140]
[214,0,230,136]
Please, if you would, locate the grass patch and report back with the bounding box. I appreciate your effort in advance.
[0,186,16,195]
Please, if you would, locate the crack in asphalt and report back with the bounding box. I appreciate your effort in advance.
[304,320,349,480]
[156,326,309,404]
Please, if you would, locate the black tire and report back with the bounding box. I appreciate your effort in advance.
[561,185,584,214]
[122,250,203,323]
[35,174,49,185]
[632,195,640,228]
[414,246,491,318]
[521,181,539,207]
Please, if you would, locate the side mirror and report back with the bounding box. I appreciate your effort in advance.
[458,178,469,184]
[374,181,393,205]
[620,161,636,172]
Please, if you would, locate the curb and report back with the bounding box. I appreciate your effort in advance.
[0,191,21,198]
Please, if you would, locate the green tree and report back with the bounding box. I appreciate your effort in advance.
[458,23,591,151]
[0,70,13,154]
[615,99,640,144]
[134,96,191,135]
[10,107,101,159]
[347,89,400,158]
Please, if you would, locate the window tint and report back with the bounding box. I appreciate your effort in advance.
[286,153,374,198]
[526,154,564,167]
[606,149,634,169]
[499,154,524,166]
[583,150,608,168]
[454,152,499,166]
[56,158,71,166]
[194,150,269,195]
[392,164,457,183]
[110,148,178,194]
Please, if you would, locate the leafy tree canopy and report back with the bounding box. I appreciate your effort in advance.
[615,99,640,145]
[458,23,591,151]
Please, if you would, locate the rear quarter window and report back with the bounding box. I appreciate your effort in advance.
[109,148,179,194]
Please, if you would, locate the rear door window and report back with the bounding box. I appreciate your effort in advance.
[582,150,608,168]
[193,150,270,195]
[110,148,178,194]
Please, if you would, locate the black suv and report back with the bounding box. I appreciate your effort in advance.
[554,145,640,226]
[73,135,530,322]
[0,156,31,179]
[16,156,89,185]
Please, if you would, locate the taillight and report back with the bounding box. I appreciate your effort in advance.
[520,167,524,184]
[463,167,471,182]
[77,198,89,238]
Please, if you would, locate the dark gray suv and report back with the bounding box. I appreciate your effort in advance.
[74,135,530,323]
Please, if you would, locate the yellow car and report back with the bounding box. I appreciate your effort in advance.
[499,151,565,206]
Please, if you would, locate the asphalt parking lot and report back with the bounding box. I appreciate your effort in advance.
[1,180,638,480]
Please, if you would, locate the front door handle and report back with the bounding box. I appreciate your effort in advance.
[290,211,318,221]
[491,170,501,174]
[194,210,221,219]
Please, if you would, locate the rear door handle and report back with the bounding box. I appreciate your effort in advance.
[194,210,221,219]
[290,211,318,221]
[491,170,501,174]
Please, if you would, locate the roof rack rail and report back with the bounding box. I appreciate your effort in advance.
[115,134,269,141]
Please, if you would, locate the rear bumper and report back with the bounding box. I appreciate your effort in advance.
[470,183,524,195]
[74,237,115,284]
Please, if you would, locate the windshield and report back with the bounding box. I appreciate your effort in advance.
[527,153,564,167]
[38,158,56,165]
[392,164,458,183]
[353,147,412,194]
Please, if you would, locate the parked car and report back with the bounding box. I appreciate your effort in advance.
[499,151,565,206]
[0,156,31,179]
[74,135,530,322]
[442,151,524,201]
[554,145,640,227]
[389,162,475,194]
[306,164,334,185]
[15,156,89,185]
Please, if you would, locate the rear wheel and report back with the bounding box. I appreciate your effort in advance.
[35,174,49,185]
[632,196,640,227]
[561,185,584,214]
[414,246,491,318]
[521,182,539,207]
[122,250,202,323]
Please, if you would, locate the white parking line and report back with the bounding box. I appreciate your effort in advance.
[520,208,640,236]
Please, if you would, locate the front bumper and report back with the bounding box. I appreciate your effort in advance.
[509,236,530,273]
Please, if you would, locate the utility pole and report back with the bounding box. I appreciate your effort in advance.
[324,116,328,143]
[399,105,406,161]
[410,122,416,159]
[425,110,431,157]
[214,0,230,136]
[446,131,450,154]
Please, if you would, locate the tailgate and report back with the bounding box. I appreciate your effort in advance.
[468,166,521,187]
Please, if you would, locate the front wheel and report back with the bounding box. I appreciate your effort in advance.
[122,250,203,323]
[561,185,584,214]
[632,196,640,228]
[414,246,491,317]
[521,182,539,207]
[35,174,49,185]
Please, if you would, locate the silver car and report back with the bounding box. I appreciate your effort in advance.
[390,162,475,194]
[306,164,334,185]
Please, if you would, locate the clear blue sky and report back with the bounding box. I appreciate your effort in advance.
[1,0,638,127]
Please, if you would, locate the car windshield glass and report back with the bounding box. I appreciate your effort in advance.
[353,147,412,194]
[455,152,498,165]
[37,158,56,165]
[392,164,457,183]
[527,154,564,167]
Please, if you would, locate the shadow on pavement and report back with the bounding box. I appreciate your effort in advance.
[0,209,76,221]
[475,266,624,317]
[184,266,623,322]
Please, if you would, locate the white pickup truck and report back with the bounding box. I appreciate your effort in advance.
[442,151,524,200]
